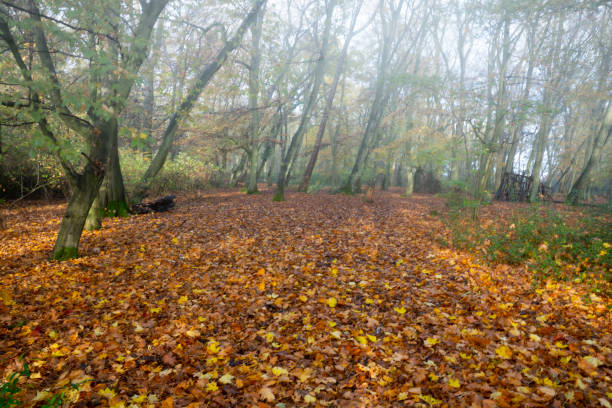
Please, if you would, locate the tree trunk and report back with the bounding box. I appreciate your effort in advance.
[246,8,264,194]
[273,0,334,201]
[53,118,116,260]
[85,121,129,230]
[404,168,415,196]
[298,0,353,193]
[529,110,552,202]
[53,172,104,260]
[136,0,266,201]
[567,102,612,204]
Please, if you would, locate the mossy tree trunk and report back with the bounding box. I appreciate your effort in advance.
[53,118,116,260]
[85,120,129,230]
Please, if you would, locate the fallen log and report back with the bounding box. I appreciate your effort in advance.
[133,195,176,214]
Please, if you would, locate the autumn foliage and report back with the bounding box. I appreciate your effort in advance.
[1,190,610,407]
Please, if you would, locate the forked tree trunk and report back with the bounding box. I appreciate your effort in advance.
[85,121,129,230]
[53,119,115,260]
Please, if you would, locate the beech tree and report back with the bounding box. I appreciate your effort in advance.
[0,0,167,259]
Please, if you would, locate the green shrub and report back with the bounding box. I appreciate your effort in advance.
[445,204,611,296]
[120,149,220,197]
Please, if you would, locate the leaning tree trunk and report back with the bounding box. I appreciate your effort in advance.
[298,0,350,193]
[273,0,334,202]
[135,0,265,201]
[567,102,612,204]
[54,172,104,260]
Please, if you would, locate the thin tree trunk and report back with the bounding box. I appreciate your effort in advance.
[298,0,355,193]
[567,102,612,204]
[246,8,265,194]
[529,107,552,202]
[136,0,266,201]
[273,0,334,201]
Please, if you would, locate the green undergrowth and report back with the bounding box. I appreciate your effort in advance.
[0,363,88,407]
[443,199,611,297]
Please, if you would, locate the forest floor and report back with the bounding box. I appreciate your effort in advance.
[0,189,610,407]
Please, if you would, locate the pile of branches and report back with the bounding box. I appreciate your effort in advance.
[132,195,176,214]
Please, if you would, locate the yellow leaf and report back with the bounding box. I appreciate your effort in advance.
[33,391,53,402]
[150,307,161,314]
[327,297,337,308]
[495,345,513,359]
[304,394,316,404]
[265,332,274,342]
[529,334,541,342]
[330,330,342,339]
[425,337,439,347]
[207,340,220,354]
[30,372,42,379]
[365,298,375,304]
[397,392,409,401]
[98,387,116,399]
[177,296,188,304]
[219,373,234,384]
[448,378,461,388]
[299,295,307,302]
[419,395,442,406]
[554,341,567,349]
[460,353,472,360]
[132,394,148,403]
[356,336,368,345]
[517,386,530,394]
[366,334,377,343]
[428,373,439,381]
[272,366,289,376]
[538,386,556,398]
[394,307,406,314]
[206,381,218,392]
[258,281,266,291]
[171,237,178,244]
